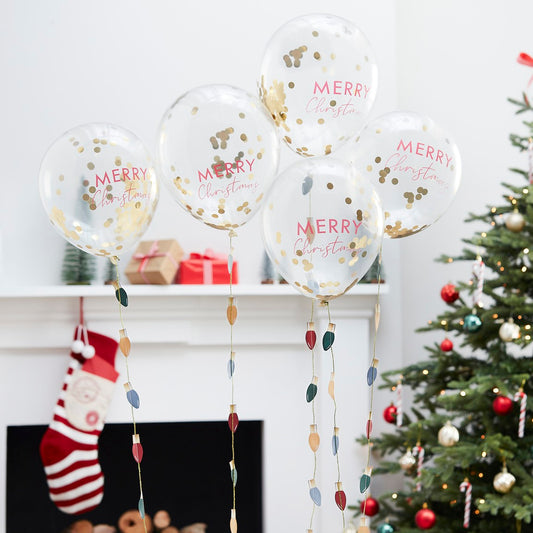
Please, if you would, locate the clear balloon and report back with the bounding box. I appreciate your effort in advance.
[259,13,378,157]
[157,84,280,231]
[39,123,159,258]
[262,157,383,302]
[348,111,462,238]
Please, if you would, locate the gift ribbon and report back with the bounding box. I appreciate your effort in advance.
[133,241,179,284]
[190,249,228,285]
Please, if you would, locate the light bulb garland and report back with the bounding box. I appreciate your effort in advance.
[111,258,149,532]
[226,230,239,533]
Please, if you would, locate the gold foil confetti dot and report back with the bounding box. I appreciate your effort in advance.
[302,285,313,293]
[375,157,381,163]
[330,100,336,106]
[302,260,313,272]
[191,107,198,115]
[94,146,101,153]
[376,129,382,134]
[90,204,96,211]
[318,118,325,124]
[296,118,303,125]
[345,197,352,204]
[365,55,369,62]
[276,232,281,244]
[256,193,263,203]
[322,66,327,73]
[312,30,318,37]
[74,225,82,232]
[82,179,89,186]
[406,204,413,210]
[339,257,345,264]
[59,174,64,181]
[56,188,61,195]
[93,138,99,144]
[249,173,254,180]
[362,251,368,258]
[106,185,112,191]
[257,153,263,159]
[82,193,90,201]
[281,250,286,257]
[292,258,298,265]
[240,133,247,142]
[325,145,332,155]
[212,214,219,218]
[106,193,113,200]
[392,178,399,185]
[73,141,79,146]
[284,135,292,144]
[77,147,84,153]
[218,209,225,214]
[313,52,321,60]
[288,82,295,89]
[423,125,428,131]
[257,135,262,141]
[89,186,96,193]
[104,218,113,227]
[69,137,75,142]
[87,162,95,170]
[115,158,122,166]
[239,112,245,119]
[135,201,141,208]
[302,147,308,152]
[331,53,336,60]
[327,182,333,189]
[366,165,373,172]
[356,209,363,221]
[356,64,361,71]
[296,250,303,256]
[185,178,190,184]
[101,139,107,145]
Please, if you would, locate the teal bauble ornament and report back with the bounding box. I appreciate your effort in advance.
[377,524,395,533]
[463,313,482,332]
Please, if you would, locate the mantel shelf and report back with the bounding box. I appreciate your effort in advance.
[0,283,389,299]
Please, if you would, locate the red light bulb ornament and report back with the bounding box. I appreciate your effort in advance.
[440,338,453,352]
[306,321,317,350]
[228,404,239,433]
[440,283,459,304]
[493,395,513,416]
[360,496,380,516]
[383,403,398,424]
[415,505,436,530]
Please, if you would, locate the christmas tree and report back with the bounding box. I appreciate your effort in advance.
[61,242,96,284]
[357,91,533,532]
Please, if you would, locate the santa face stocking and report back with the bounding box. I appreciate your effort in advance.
[39,328,119,514]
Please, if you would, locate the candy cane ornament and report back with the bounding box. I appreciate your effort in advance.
[471,256,485,308]
[460,478,472,528]
[413,443,425,492]
[514,388,527,438]
[396,378,403,427]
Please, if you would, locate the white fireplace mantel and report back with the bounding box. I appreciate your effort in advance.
[0,283,387,533]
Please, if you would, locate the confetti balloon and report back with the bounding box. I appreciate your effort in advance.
[259,13,378,157]
[348,111,461,238]
[262,157,383,302]
[39,123,159,259]
[157,84,279,231]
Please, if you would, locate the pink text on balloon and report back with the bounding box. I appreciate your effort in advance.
[306,97,355,117]
[91,183,152,209]
[198,159,255,182]
[297,218,362,235]
[397,139,453,168]
[293,235,354,259]
[95,167,149,188]
[385,154,447,188]
[313,81,371,98]
[198,178,259,200]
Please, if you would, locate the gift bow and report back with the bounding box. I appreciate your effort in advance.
[133,241,178,284]
[189,249,227,284]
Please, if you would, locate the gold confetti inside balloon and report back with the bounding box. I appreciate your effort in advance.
[39,123,159,259]
[262,157,383,302]
[259,13,378,157]
[347,111,461,238]
[157,84,280,231]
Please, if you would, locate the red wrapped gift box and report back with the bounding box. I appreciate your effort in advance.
[177,250,238,284]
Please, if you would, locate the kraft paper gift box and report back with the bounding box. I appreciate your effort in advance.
[177,250,238,284]
[125,239,183,285]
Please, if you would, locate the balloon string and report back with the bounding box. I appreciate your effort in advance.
[114,263,148,533]
[308,300,317,532]
[362,241,383,517]
[326,302,345,530]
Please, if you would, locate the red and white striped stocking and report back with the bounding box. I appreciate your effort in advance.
[39,328,118,514]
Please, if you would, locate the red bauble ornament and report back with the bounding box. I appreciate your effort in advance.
[415,508,436,530]
[440,284,459,304]
[360,496,380,516]
[383,404,398,424]
[493,395,513,416]
[440,338,453,352]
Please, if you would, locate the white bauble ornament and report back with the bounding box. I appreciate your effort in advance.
[82,344,96,359]
[498,318,520,342]
[438,421,460,447]
[505,210,525,233]
[493,465,516,494]
[399,448,417,471]
[71,340,84,354]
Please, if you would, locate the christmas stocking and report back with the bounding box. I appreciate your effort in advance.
[40,327,119,514]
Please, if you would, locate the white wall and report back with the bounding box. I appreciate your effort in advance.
[396,0,533,364]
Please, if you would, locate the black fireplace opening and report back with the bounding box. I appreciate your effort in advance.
[7,420,263,533]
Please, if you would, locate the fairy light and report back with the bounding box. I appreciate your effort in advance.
[493,387,500,393]
[481,232,487,238]
[428,320,433,325]
[524,248,530,254]
[442,483,448,489]
[479,499,486,505]
[447,257,454,263]
[491,221,496,226]
[512,199,518,205]
[478,473,484,478]
[481,451,487,458]
[391,493,398,500]
[422,369,429,376]
[475,510,480,515]
[440,320,447,326]
[526,335,531,341]
[440,390,446,395]
[460,390,467,397]
[491,207,497,213]
[525,325,531,330]
[492,314,499,319]
[523,189,529,194]
[522,266,527,272]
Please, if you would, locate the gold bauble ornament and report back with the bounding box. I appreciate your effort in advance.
[493,465,516,494]
[438,421,460,447]
[399,448,417,471]
[498,318,520,342]
[505,210,525,233]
